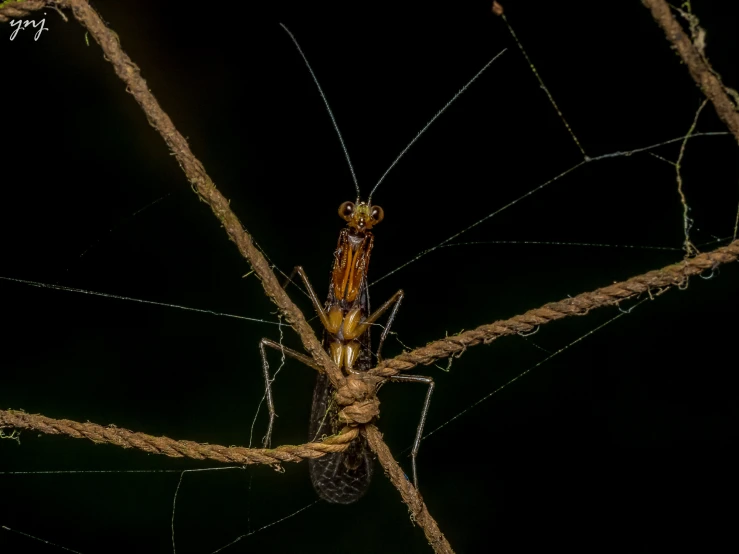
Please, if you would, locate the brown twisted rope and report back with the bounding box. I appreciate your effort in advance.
[3,237,737,459]
[364,425,453,554]
[0,0,46,23]
[641,0,739,146]
[0,409,356,465]
[371,239,739,377]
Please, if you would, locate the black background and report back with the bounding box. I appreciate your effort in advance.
[2,1,739,553]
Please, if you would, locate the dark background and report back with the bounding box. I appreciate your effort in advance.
[2,1,738,552]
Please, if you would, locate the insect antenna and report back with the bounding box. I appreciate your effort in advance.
[367,48,507,203]
[280,23,361,200]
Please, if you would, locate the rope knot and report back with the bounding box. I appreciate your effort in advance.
[335,374,382,425]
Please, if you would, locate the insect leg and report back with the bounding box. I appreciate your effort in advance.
[293,266,332,330]
[280,265,301,291]
[389,373,435,489]
[259,338,323,448]
[342,289,404,358]
[373,289,404,362]
[259,265,333,447]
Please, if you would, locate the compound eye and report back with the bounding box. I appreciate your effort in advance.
[338,201,355,222]
[370,205,384,224]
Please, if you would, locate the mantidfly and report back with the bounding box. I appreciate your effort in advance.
[259,24,505,503]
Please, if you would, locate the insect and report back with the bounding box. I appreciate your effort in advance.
[260,197,433,503]
[255,24,507,503]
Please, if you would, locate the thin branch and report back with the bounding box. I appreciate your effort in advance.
[55,0,343,389]
[674,99,708,256]
[371,238,739,376]
[0,409,356,466]
[364,424,453,554]
[641,0,739,145]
